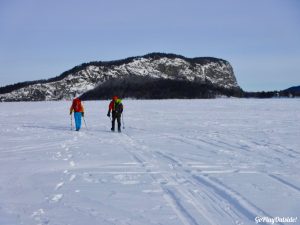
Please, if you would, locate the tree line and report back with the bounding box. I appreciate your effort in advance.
[80,76,243,100]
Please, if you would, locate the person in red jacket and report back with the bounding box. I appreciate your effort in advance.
[70,97,84,131]
[107,96,123,132]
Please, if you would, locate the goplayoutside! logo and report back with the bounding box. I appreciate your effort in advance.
[255,216,298,224]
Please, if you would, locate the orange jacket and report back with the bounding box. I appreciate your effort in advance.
[70,98,84,113]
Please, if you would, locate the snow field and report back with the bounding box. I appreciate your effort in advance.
[0,99,299,225]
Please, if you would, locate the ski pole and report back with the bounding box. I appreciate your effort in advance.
[70,114,73,130]
[83,117,88,130]
[122,113,125,129]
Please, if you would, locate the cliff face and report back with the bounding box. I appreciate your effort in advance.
[0,53,240,101]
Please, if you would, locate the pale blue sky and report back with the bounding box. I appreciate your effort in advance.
[0,0,299,91]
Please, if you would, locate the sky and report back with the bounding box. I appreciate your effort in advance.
[0,0,299,91]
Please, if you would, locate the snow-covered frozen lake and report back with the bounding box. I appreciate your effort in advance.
[0,99,299,225]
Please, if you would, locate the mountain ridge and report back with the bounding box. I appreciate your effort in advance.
[0,52,241,101]
[0,53,229,95]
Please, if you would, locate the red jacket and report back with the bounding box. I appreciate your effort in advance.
[108,99,123,113]
[108,100,115,111]
[70,98,84,113]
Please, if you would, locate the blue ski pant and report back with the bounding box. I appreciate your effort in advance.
[74,112,82,131]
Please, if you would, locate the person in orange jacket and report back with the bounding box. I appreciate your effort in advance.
[70,97,84,131]
[107,96,123,132]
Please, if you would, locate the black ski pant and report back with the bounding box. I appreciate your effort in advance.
[111,112,121,131]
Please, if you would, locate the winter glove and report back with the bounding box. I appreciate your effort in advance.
[70,111,72,115]
[82,112,84,117]
[107,112,110,117]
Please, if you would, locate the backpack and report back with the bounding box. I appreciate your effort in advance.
[114,99,123,114]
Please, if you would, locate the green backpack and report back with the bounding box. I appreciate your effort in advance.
[114,99,123,114]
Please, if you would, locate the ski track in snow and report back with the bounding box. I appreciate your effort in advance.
[0,99,300,225]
